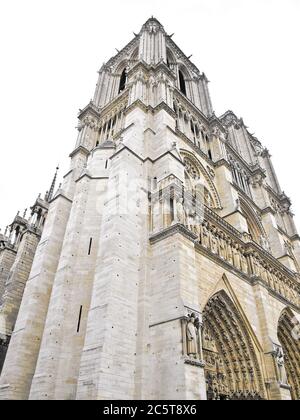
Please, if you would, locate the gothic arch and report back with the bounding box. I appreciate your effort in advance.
[239,198,266,244]
[277,308,300,400]
[202,290,266,400]
[130,47,139,61]
[177,64,191,97]
[181,150,222,209]
[166,48,176,69]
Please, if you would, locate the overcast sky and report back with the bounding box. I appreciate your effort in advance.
[0,0,299,232]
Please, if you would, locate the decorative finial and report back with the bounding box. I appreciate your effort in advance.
[23,208,27,219]
[47,165,59,202]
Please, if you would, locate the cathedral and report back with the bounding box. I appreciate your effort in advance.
[0,17,299,400]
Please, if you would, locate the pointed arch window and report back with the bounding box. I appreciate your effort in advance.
[118,69,127,94]
[179,70,187,96]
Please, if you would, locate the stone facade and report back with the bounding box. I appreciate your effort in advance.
[0,18,299,400]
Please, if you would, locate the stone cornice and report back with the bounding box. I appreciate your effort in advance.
[49,192,73,205]
[69,146,90,159]
[10,216,28,228]
[0,244,17,255]
[75,173,109,183]
[110,144,185,167]
[78,101,101,120]
[124,99,176,119]
[184,357,205,368]
[128,60,177,81]
[261,206,276,216]
[149,223,198,245]
[31,197,49,212]
[63,169,73,179]
[214,158,231,171]
[291,234,300,242]
[19,226,42,240]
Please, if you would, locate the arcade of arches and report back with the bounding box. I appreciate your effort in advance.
[200,291,300,400]
[201,291,265,400]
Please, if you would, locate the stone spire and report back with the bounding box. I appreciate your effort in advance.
[46,166,59,202]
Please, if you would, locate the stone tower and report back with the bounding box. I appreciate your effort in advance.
[0,169,58,374]
[0,18,300,400]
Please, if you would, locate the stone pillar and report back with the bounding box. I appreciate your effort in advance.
[0,194,73,400]
[0,248,16,302]
[29,147,112,400]
[76,145,149,400]
[0,230,40,370]
[146,227,206,400]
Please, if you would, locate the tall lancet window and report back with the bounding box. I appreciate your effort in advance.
[179,70,187,96]
[118,68,127,94]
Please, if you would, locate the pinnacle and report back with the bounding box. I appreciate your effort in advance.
[141,16,166,33]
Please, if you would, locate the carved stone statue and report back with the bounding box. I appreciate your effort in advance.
[233,244,242,270]
[219,233,227,260]
[241,253,248,274]
[177,198,185,225]
[235,199,241,211]
[226,240,234,265]
[211,228,219,255]
[186,313,198,358]
[274,347,287,384]
[201,222,210,249]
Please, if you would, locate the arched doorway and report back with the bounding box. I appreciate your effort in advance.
[278,309,300,400]
[202,291,265,400]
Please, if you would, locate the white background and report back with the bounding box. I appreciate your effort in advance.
[0,0,299,231]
